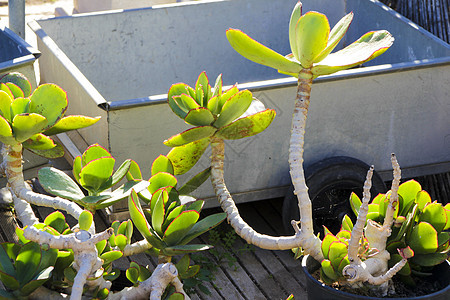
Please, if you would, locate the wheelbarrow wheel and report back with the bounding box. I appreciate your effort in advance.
[282,156,386,235]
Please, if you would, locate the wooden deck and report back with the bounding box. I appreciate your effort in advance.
[1,171,449,299]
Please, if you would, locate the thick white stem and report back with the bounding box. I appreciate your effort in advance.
[24,226,113,300]
[348,166,373,264]
[12,191,39,227]
[383,154,401,231]
[108,263,188,300]
[289,69,314,235]
[210,137,323,260]
[122,239,153,257]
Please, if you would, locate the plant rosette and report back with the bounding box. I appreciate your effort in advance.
[37,144,143,213]
[0,72,100,158]
[127,154,227,257]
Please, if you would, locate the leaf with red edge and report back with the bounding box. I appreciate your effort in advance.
[164,126,216,147]
[29,84,68,129]
[167,138,210,175]
[43,115,100,136]
[312,30,394,76]
[163,210,200,246]
[128,190,164,249]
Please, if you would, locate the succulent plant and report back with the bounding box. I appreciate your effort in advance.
[349,179,450,284]
[37,144,141,212]
[165,72,276,174]
[0,241,57,299]
[226,2,393,78]
[127,155,226,257]
[0,72,99,158]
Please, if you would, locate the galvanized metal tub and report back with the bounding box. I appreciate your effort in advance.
[30,0,450,213]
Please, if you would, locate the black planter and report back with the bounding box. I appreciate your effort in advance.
[301,255,450,300]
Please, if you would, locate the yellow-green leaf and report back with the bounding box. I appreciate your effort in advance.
[226,29,301,74]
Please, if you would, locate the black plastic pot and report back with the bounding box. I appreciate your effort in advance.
[301,255,450,300]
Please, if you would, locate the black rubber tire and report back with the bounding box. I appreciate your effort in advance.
[282,156,386,235]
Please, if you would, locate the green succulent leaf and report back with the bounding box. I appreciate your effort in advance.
[82,144,111,165]
[164,126,216,147]
[100,251,123,264]
[163,210,200,246]
[38,167,85,201]
[215,109,275,139]
[151,155,174,176]
[128,190,164,249]
[127,160,143,180]
[349,192,362,217]
[44,211,67,234]
[416,190,432,211]
[0,115,15,145]
[126,266,139,284]
[110,159,131,187]
[115,234,128,251]
[29,84,68,129]
[341,215,353,231]
[167,138,210,175]
[15,242,42,284]
[398,180,421,214]
[328,241,348,269]
[148,172,177,195]
[43,115,101,136]
[195,72,210,107]
[27,141,64,159]
[419,203,447,233]
[166,292,185,300]
[80,157,115,193]
[21,266,54,295]
[0,90,12,122]
[79,211,94,231]
[0,73,32,97]
[321,259,339,281]
[0,244,16,276]
[168,84,190,119]
[22,134,56,150]
[226,29,301,74]
[184,107,215,126]
[11,97,30,117]
[314,12,353,63]
[0,83,14,99]
[152,191,167,236]
[218,86,239,111]
[178,167,211,195]
[212,74,223,97]
[97,180,149,210]
[295,12,330,67]
[173,94,200,115]
[178,213,226,245]
[5,82,24,99]
[214,90,253,128]
[408,222,438,254]
[312,30,394,76]
[0,270,20,291]
[288,1,302,61]
[321,234,338,259]
[175,255,190,275]
[410,252,449,267]
[12,113,48,142]
[162,244,213,256]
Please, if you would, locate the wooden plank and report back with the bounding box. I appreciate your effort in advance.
[0,210,18,243]
[198,235,266,300]
[236,201,307,298]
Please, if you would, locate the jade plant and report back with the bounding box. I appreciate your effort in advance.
[0,72,223,299]
[161,1,447,297]
[349,179,450,285]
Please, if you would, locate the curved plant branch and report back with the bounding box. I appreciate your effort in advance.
[210,136,323,260]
